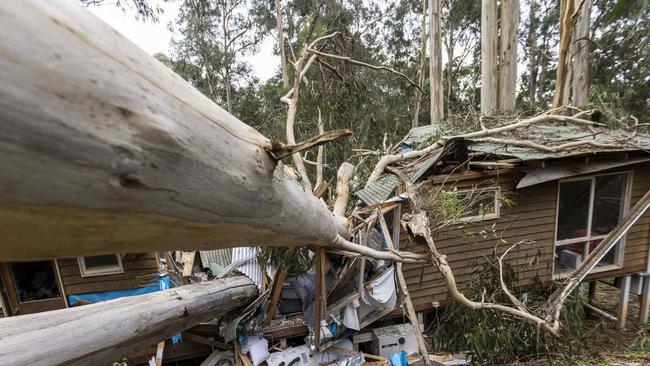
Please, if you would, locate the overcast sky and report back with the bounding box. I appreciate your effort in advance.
[86,0,279,82]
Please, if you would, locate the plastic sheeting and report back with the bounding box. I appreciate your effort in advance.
[361,266,396,309]
[67,275,170,306]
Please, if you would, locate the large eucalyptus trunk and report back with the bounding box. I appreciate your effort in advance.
[428,0,444,123]
[274,0,289,88]
[412,0,428,128]
[497,0,519,111]
[481,0,498,115]
[0,0,344,261]
[0,277,258,366]
[571,0,592,106]
[552,0,575,108]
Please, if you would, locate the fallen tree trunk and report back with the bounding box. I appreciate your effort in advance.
[0,0,345,260]
[0,276,258,366]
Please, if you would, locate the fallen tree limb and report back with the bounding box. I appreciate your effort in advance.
[331,235,429,264]
[0,277,258,366]
[269,129,352,160]
[0,0,347,260]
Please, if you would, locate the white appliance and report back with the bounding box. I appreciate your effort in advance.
[369,323,419,358]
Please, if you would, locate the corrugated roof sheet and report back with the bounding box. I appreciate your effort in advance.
[199,249,232,268]
[400,124,440,151]
[356,174,401,206]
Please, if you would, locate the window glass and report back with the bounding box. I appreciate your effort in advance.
[554,243,586,274]
[83,255,119,269]
[592,239,621,267]
[591,174,627,235]
[9,261,60,302]
[557,179,591,241]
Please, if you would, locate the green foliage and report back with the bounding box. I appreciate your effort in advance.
[257,247,312,275]
[429,259,586,365]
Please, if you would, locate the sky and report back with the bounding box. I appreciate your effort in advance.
[86,0,279,82]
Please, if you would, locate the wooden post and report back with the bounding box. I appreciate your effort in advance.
[640,275,650,324]
[0,277,258,366]
[0,0,347,261]
[481,0,498,115]
[497,0,519,112]
[378,213,431,366]
[264,248,294,326]
[617,275,631,330]
[428,0,444,123]
[314,248,326,346]
[588,281,597,304]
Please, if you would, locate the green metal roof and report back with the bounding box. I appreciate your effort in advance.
[356,123,650,206]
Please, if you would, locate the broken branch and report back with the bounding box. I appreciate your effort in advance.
[269,129,352,160]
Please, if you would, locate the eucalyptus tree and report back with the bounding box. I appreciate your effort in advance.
[169,0,270,112]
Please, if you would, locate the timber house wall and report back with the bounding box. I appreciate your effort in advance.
[401,161,650,306]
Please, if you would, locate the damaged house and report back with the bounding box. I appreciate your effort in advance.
[355,121,650,329]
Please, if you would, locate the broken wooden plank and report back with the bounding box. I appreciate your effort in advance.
[200,349,231,366]
[154,341,165,366]
[182,251,197,278]
[0,277,257,366]
[0,0,347,261]
[264,249,294,326]
[269,129,352,160]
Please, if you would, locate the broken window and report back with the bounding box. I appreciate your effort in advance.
[456,187,500,222]
[78,254,123,277]
[554,172,629,276]
[9,261,61,302]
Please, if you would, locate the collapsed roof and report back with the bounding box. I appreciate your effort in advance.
[357,120,650,205]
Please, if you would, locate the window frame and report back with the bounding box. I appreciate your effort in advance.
[78,254,124,277]
[552,171,632,279]
[454,186,501,223]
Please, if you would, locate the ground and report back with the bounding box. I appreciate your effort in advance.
[512,282,650,366]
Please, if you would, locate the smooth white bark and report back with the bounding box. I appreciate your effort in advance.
[0,0,342,261]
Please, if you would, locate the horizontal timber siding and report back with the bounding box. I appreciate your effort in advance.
[402,161,650,306]
[57,252,158,295]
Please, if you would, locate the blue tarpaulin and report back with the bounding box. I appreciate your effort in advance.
[68,275,171,305]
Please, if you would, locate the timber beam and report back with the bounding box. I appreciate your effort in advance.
[0,277,258,366]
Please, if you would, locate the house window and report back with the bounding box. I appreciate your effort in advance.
[456,187,500,222]
[554,172,630,276]
[78,254,124,277]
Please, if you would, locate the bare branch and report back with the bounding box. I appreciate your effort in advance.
[305,48,423,92]
[269,129,352,160]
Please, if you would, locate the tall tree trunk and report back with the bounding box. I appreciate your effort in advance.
[0,0,345,260]
[498,0,519,112]
[274,0,289,88]
[223,1,233,112]
[537,34,549,104]
[572,0,592,106]
[481,0,498,115]
[428,0,444,124]
[0,277,258,366]
[411,0,428,128]
[552,0,575,108]
[527,0,538,106]
[445,15,454,114]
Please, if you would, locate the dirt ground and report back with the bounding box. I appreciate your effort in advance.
[511,281,650,366]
